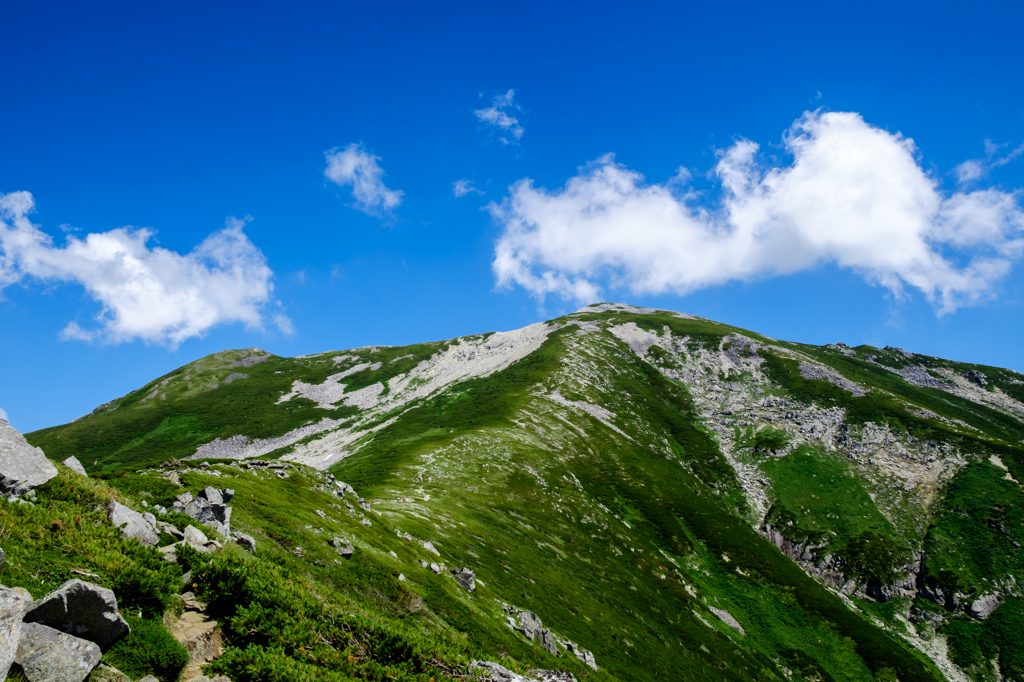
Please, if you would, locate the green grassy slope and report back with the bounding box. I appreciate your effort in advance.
[18,304,1024,681]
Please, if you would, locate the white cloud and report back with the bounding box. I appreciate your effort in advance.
[453,179,485,198]
[324,144,403,216]
[0,192,283,347]
[491,111,1024,315]
[475,89,524,144]
[954,140,1024,184]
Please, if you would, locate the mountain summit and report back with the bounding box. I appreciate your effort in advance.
[18,303,1024,681]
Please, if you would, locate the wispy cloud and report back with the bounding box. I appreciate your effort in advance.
[954,140,1024,184]
[491,111,1024,315]
[0,193,286,347]
[474,90,524,144]
[453,179,485,198]
[324,144,404,216]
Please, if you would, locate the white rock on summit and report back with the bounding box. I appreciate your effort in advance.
[0,420,58,496]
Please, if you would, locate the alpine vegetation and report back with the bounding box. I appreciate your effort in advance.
[4,303,1024,681]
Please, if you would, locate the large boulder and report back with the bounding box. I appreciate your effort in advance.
[0,585,33,679]
[14,622,101,682]
[107,500,159,547]
[22,579,130,650]
[61,456,88,477]
[0,420,58,496]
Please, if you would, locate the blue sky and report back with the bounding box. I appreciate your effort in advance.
[2,0,1023,432]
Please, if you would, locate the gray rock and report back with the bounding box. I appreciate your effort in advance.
[334,481,356,496]
[23,579,130,650]
[198,486,224,505]
[183,525,210,549]
[539,628,558,655]
[61,456,87,477]
[234,532,256,552]
[87,663,133,682]
[156,521,184,539]
[968,593,1001,620]
[0,547,4,572]
[14,622,101,682]
[107,500,159,547]
[360,518,372,527]
[331,537,354,558]
[358,498,372,512]
[529,672,578,682]
[964,370,987,386]
[452,567,475,591]
[709,606,745,635]
[517,610,544,641]
[0,585,33,679]
[138,676,160,682]
[0,421,58,496]
[422,541,440,557]
[471,661,534,682]
[558,638,597,671]
[222,488,235,502]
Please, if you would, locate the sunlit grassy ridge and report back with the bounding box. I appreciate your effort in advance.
[19,305,1024,680]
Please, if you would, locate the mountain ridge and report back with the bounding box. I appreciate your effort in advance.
[17,303,1024,681]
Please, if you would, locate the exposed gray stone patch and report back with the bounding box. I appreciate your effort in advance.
[23,579,130,650]
[189,416,348,460]
[15,622,101,682]
[575,302,694,318]
[709,606,745,635]
[896,365,951,390]
[229,350,272,368]
[0,421,58,496]
[798,362,866,396]
[222,373,248,385]
[61,456,87,477]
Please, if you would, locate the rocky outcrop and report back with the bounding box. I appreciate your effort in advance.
[23,579,130,650]
[331,537,354,558]
[968,593,1001,620]
[0,420,58,496]
[108,500,160,546]
[168,590,223,681]
[0,585,32,678]
[173,487,234,536]
[61,456,87,476]
[14,622,101,682]
[233,532,256,552]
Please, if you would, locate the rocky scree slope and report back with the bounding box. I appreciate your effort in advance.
[21,303,1024,682]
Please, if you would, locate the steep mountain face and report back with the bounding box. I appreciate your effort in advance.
[26,303,1024,682]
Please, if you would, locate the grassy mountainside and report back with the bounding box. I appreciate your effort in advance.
[18,303,1024,681]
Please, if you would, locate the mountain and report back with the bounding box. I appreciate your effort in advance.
[17,303,1024,682]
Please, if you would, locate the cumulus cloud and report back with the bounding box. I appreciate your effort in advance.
[453,179,485,198]
[491,111,1024,315]
[324,144,404,216]
[475,90,524,144]
[954,140,1024,184]
[0,192,286,346]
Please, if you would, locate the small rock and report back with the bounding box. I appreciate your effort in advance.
[222,488,235,502]
[14,622,101,682]
[157,521,184,539]
[61,456,88,477]
[138,676,160,682]
[422,541,440,557]
[0,585,33,678]
[0,421,58,496]
[397,574,406,582]
[360,518,372,527]
[452,567,475,591]
[331,537,354,558]
[23,579,130,650]
[87,663,133,681]
[429,563,441,574]
[233,532,256,552]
